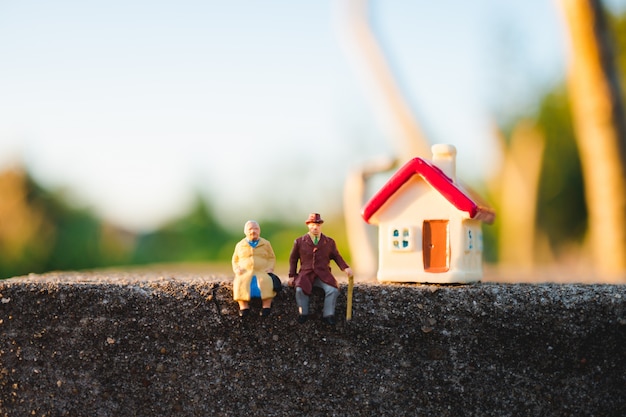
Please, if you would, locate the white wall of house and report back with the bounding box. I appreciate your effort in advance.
[372,177,484,283]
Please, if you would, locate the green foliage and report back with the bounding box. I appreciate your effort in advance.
[4,7,621,277]
[131,197,234,265]
[490,6,625,259]
[472,184,499,264]
[534,88,588,252]
[0,171,136,278]
[0,173,51,278]
[531,5,626,255]
[254,216,351,265]
[0,168,351,279]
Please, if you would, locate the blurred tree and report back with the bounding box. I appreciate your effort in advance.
[257,213,351,266]
[0,166,135,278]
[534,88,588,255]
[340,0,432,280]
[0,168,54,278]
[0,166,348,278]
[42,198,133,272]
[559,0,626,280]
[487,3,626,279]
[131,196,234,265]
[492,120,546,272]
[489,2,626,281]
[608,10,626,101]
[250,219,301,263]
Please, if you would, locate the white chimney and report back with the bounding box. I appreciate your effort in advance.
[431,144,457,182]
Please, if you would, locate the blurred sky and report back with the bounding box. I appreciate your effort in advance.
[1,0,625,232]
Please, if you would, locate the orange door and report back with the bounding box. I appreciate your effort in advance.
[423,220,449,272]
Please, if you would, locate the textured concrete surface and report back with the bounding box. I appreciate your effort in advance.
[1,271,625,416]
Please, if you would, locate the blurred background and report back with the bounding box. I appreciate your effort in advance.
[1,0,625,282]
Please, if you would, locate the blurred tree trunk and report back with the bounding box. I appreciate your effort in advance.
[339,0,431,280]
[559,0,626,281]
[494,121,546,272]
[338,0,431,161]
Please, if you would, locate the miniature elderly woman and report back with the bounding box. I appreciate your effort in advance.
[232,220,277,317]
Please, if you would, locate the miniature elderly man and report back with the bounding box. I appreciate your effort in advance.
[232,220,277,317]
[288,213,353,325]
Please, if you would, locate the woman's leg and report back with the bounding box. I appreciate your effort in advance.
[260,298,273,317]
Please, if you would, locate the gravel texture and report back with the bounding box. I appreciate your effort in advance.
[0,271,625,416]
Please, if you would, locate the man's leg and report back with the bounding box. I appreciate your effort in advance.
[295,287,310,316]
[313,278,339,318]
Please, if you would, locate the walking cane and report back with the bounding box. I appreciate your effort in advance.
[346,274,354,320]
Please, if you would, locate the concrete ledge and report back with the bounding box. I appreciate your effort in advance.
[1,272,625,416]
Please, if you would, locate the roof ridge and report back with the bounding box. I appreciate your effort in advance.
[361,157,495,224]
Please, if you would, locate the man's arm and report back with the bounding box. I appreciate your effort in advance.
[288,238,300,286]
[328,238,350,271]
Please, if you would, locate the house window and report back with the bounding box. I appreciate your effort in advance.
[423,220,450,272]
[464,227,474,251]
[464,226,483,252]
[390,226,413,251]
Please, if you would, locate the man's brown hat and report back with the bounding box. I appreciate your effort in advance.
[305,213,324,224]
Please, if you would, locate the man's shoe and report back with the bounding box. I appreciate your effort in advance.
[322,315,336,326]
[297,314,308,324]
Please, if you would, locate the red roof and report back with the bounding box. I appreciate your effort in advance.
[361,157,496,224]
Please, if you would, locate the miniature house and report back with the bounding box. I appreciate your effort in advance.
[361,144,495,283]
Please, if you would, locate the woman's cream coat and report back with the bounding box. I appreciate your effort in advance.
[232,237,276,301]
